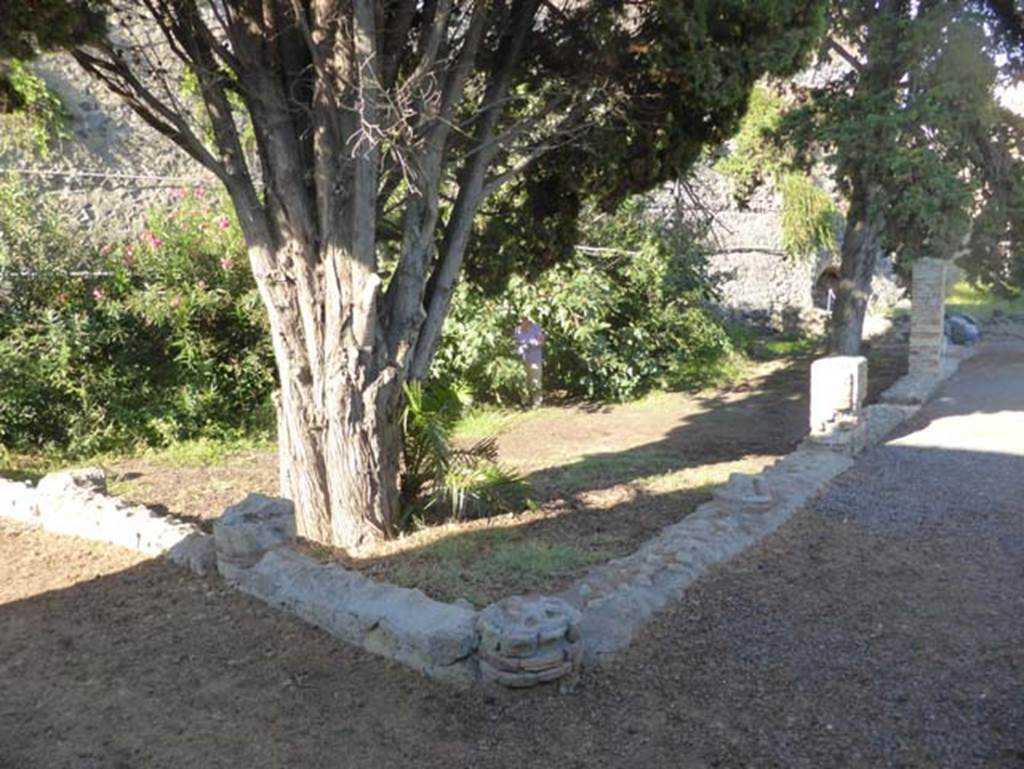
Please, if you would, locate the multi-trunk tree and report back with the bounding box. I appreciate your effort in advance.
[4,0,827,551]
[783,1,1024,354]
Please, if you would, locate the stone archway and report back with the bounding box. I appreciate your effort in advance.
[813,267,841,313]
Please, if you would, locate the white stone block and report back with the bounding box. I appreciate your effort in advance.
[809,355,868,434]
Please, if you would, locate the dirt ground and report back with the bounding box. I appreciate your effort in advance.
[99,342,907,604]
[1,342,1019,769]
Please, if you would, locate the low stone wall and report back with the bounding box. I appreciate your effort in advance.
[560,448,855,662]
[0,315,977,690]
[0,468,215,574]
[214,494,481,686]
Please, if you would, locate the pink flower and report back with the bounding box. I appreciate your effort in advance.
[169,295,182,308]
[216,215,230,230]
[194,187,206,199]
[174,188,188,200]
[219,257,234,271]
[143,231,162,251]
[92,287,106,302]
[196,280,207,290]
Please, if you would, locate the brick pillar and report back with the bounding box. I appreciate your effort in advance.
[909,258,948,375]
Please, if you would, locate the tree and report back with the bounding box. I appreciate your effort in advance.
[782,1,1024,354]
[4,0,826,551]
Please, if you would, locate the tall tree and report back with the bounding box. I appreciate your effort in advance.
[4,0,826,551]
[783,1,1024,354]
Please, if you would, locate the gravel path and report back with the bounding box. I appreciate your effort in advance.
[1,343,1021,768]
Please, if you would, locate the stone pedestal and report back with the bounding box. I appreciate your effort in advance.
[909,258,948,375]
[807,355,868,454]
[477,596,582,688]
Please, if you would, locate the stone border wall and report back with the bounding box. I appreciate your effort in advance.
[0,273,976,688]
[0,468,215,574]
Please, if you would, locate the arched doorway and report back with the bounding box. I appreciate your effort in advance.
[813,268,841,313]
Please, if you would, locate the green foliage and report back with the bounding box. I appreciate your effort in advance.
[716,84,840,260]
[399,382,530,530]
[0,177,275,456]
[435,198,738,403]
[0,59,68,156]
[946,280,1024,321]
[781,4,1024,282]
[777,172,840,259]
[0,1,107,60]
[455,0,828,288]
[716,86,787,201]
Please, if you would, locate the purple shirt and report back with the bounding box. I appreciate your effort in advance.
[514,321,545,365]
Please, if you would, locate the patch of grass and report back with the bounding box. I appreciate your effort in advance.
[136,434,273,467]
[946,281,1024,321]
[634,456,775,495]
[0,432,272,482]
[622,390,673,413]
[485,541,610,587]
[385,528,610,606]
[549,448,681,493]
[107,477,145,498]
[758,335,820,359]
[451,406,523,443]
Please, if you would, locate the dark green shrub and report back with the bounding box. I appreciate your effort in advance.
[432,198,736,403]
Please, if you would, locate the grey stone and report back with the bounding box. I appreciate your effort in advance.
[232,548,480,685]
[809,356,867,435]
[214,494,296,576]
[861,404,916,446]
[0,478,39,523]
[166,533,218,575]
[712,473,774,514]
[476,596,582,688]
[947,315,980,346]
[565,449,855,665]
[36,466,107,497]
[0,466,212,570]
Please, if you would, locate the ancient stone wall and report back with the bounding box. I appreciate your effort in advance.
[4,54,213,239]
[677,167,905,334]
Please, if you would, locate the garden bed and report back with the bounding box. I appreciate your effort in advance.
[82,340,906,607]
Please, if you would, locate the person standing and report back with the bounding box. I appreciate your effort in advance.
[513,316,546,407]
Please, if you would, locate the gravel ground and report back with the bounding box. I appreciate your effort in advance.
[1,343,1021,769]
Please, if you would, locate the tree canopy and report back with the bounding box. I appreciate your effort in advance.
[744,0,1024,352]
[0,0,829,549]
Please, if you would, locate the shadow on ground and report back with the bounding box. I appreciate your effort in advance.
[2,436,1021,769]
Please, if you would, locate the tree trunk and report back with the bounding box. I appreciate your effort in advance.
[274,349,402,553]
[829,194,884,355]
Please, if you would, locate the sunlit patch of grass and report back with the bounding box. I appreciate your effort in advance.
[0,432,273,483]
[135,433,274,467]
[383,528,611,606]
[547,448,682,494]
[946,281,1024,321]
[451,406,524,443]
[633,456,776,495]
[759,335,821,359]
[106,477,144,498]
[623,390,673,412]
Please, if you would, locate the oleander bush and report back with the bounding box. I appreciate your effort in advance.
[0,177,274,456]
